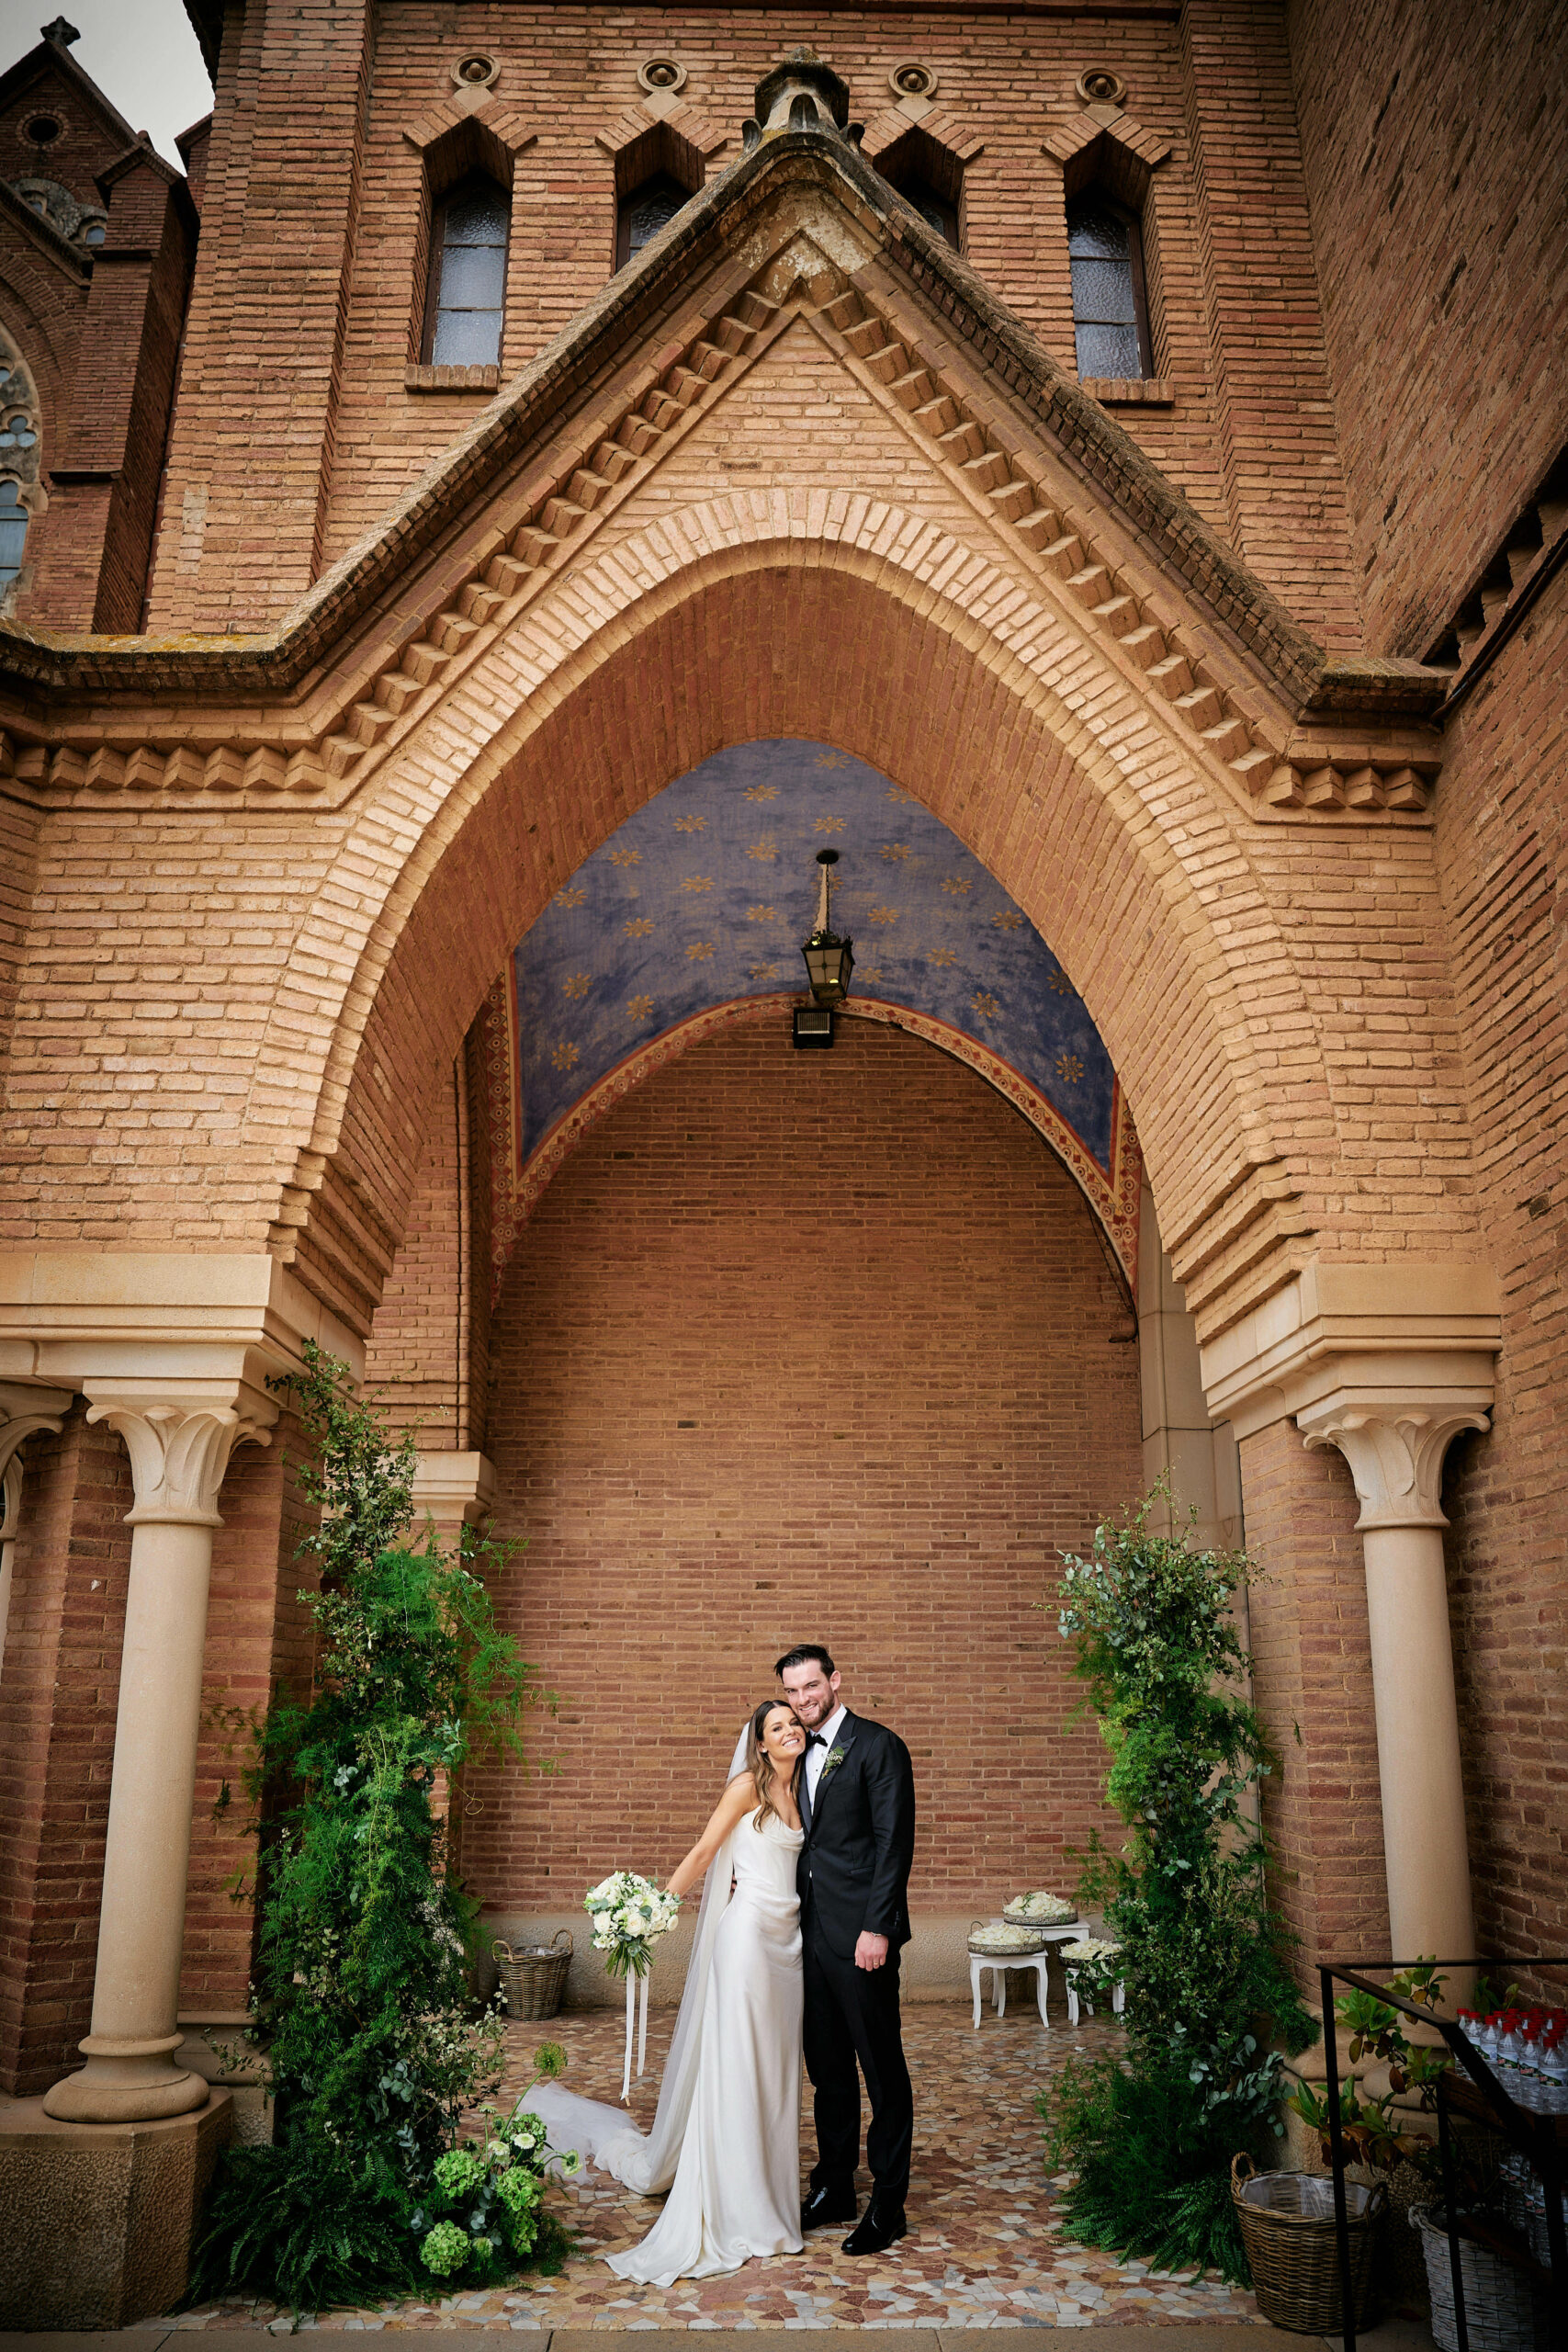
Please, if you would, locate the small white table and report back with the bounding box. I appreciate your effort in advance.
[969,1921,1085,2029]
[1066,1974,1127,2028]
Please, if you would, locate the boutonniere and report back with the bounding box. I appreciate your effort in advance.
[818,1744,849,1784]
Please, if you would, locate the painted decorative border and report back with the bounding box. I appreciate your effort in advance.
[481,982,1141,1303]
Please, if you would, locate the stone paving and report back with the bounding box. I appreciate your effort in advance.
[168,2004,1268,2330]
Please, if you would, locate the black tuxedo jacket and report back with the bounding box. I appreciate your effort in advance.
[796,1710,916,1961]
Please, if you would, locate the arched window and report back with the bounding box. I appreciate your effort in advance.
[423,173,510,367]
[1066,190,1152,379]
[616,172,691,269]
[0,481,28,588]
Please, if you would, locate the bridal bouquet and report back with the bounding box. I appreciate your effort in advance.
[584,1870,682,1978]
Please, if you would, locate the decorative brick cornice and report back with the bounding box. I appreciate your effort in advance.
[861,103,986,167]
[0,131,1446,749]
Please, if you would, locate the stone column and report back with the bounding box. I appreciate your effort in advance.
[44,1382,276,2123]
[1298,1394,1487,1965]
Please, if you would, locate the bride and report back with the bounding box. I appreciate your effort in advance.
[529,1699,807,2285]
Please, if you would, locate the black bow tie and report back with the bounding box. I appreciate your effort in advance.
[807,1732,828,1747]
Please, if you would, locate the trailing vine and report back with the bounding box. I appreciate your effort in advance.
[1040,1481,1315,2282]
[190,1342,561,2313]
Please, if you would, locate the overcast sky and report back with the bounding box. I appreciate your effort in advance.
[0,0,214,165]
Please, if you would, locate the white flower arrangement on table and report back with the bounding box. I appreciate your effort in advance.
[1060,1935,1122,1985]
[1002,1889,1078,1926]
[968,1919,1048,1956]
[584,1870,682,1980]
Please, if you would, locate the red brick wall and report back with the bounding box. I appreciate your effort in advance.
[1432,582,1568,1960]
[462,1015,1141,1918]
[1290,0,1568,1955]
[1239,1417,1389,1974]
[1288,0,1568,656]
[180,1405,321,2018]
[0,1406,133,2098]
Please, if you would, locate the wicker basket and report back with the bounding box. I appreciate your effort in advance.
[1232,2153,1386,2332]
[492,1929,572,2021]
[1413,2203,1553,2352]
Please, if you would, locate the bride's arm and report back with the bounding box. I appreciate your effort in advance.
[666,1774,753,1900]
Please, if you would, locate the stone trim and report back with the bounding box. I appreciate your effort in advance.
[403,363,502,393]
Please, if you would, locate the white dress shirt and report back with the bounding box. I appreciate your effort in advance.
[804,1702,848,1806]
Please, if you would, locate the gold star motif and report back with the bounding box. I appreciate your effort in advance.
[673,813,706,833]
[991,910,1024,932]
[1055,1051,1084,1083]
[685,941,716,962]
[555,887,588,909]
[624,917,654,938]
[815,752,850,770]
[551,1041,580,1071]
[746,905,780,922]
[886,786,917,805]
[746,837,778,861]
[1048,967,1077,995]
[813,815,846,833]
[743,783,780,803]
[680,876,715,893]
[971,990,999,1021]
[561,972,592,1000]
[869,906,900,926]
[609,847,642,868]
[748,961,781,981]
[928,946,958,968]
[627,993,654,1022]
[880,842,911,863]
[941,876,972,897]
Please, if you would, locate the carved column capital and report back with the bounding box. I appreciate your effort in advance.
[83,1380,276,1527]
[1298,1394,1490,1532]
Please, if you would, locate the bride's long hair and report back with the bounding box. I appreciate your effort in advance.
[744,1698,802,1829]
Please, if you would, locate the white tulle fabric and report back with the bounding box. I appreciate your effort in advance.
[527,1731,806,2286]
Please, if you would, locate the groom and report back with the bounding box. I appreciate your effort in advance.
[776,1643,916,2256]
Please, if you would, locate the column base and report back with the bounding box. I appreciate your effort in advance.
[0,2086,233,2327]
[43,2030,210,2123]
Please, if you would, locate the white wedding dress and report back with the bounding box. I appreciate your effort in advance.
[529,1803,806,2286]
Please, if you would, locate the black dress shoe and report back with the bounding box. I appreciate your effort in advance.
[841,2202,908,2256]
[801,2183,858,2230]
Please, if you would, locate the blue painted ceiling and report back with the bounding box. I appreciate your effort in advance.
[511,738,1120,1178]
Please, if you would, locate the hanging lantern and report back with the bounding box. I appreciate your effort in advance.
[800,847,854,1006]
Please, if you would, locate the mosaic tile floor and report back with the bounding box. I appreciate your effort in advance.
[169,2004,1268,2330]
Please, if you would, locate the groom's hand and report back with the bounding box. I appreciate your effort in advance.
[854,1931,889,1971]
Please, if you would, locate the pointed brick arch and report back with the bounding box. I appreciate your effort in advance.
[255,501,1307,1339]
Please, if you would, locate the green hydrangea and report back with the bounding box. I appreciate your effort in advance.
[495,2165,543,2215]
[434,2146,486,2199]
[507,2207,539,2256]
[533,2041,567,2079]
[420,2219,471,2277]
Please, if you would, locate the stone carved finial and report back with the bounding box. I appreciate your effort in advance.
[85,1392,275,1527]
[742,48,862,155]
[1299,1398,1490,1532]
[40,16,80,45]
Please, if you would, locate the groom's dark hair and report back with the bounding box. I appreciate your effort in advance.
[775,1643,835,1677]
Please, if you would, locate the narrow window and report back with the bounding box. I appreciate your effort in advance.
[423,173,509,367]
[902,177,958,247]
[616,172,690,269]
[1067,191,1152,379]
[0,481,27,588]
